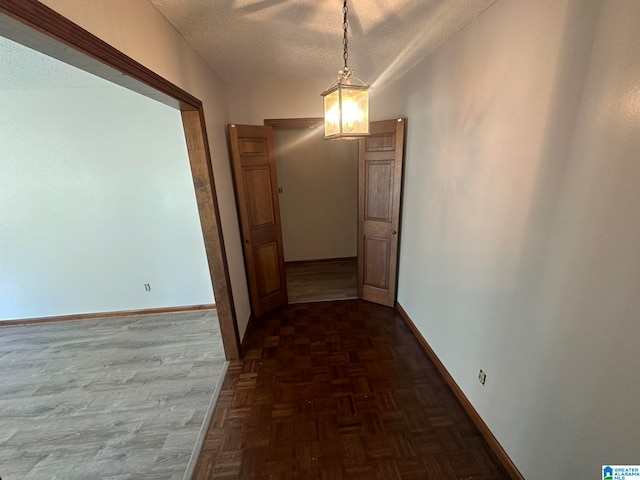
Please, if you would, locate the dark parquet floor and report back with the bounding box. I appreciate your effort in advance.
[193,300,509,480]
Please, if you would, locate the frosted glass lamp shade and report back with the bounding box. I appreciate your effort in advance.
[322,81,369,139]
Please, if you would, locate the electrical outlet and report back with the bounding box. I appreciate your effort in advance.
[478,369,486,385]
[144,283,151,292]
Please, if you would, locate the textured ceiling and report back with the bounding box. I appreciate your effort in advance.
[148,0,497,84]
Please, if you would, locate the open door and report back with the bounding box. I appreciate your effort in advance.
[357,118,406,307]
[228,124,287,317]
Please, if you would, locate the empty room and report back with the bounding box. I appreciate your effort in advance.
[1,1,639,479]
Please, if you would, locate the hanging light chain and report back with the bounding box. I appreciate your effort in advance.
[339,0,352,79]
[322,0,370,138]
[342,0,349,70]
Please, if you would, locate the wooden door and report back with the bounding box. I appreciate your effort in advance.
[228,124,287,317]
[357,118,406,307]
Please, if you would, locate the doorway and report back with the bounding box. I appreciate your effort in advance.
[229,118,406,316]
[269,120,358,303]
[0,4,236,478]
[0,0,240,359]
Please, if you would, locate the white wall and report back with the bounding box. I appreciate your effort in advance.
[274,128,357,262]
[27,2,640,475]
[226,77,402,125]
[0,85,214,320]
[227,78,328,125]
[379,0,640,478]
[38,0,252,336]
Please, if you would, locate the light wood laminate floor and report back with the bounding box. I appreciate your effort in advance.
[0,310,226,480]
[286,258,357,304]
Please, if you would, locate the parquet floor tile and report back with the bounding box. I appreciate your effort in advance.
[193,300,509,479]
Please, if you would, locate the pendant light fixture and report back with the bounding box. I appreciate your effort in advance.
[321,0,370,139]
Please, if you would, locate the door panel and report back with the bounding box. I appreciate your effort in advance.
[365,161,394,221]
[228,124,287,317]
[238,137,268,155]
[254,242,280,296]
[364,237,390,289]
[244,166,275,226]
[358,118,406,307]
[366,131,396,151]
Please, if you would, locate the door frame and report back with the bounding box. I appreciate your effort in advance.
[265,117,360,301]
[265,117,406,308]
[264,118,324,129]
[263,118,325,302]
[0,0,241,359]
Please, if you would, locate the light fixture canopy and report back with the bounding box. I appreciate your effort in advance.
[321,0,370,140]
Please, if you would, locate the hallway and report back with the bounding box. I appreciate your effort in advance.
[193,300,508,479]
